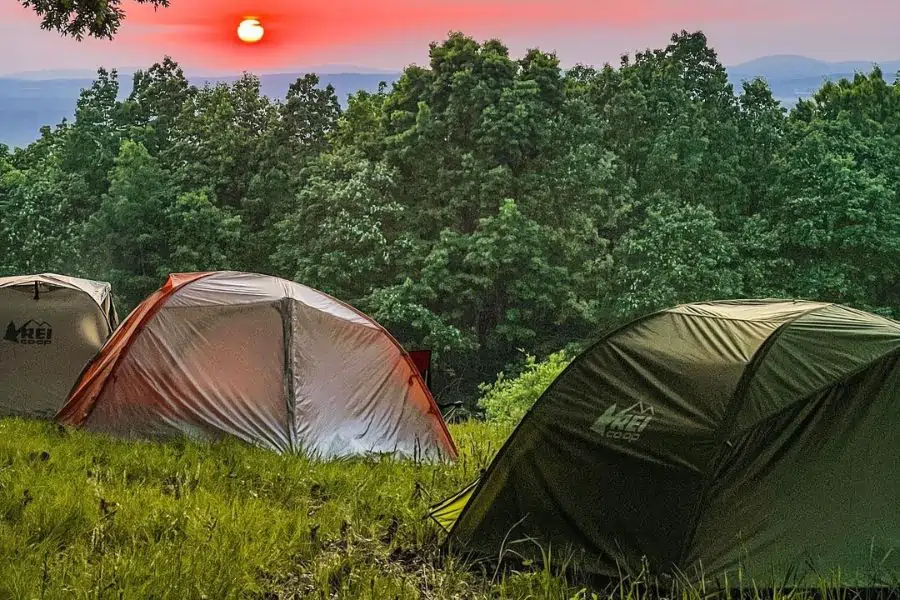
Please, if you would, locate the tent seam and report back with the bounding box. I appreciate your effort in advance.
[675,302,836,568]
[727,346,900,440]
[663,312,819,325]
[282,297,298,453]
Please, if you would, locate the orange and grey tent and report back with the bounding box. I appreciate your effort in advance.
[1,273,118,419]
[56,271,457,460]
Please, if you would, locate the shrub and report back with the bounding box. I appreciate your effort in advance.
[477,350,571,427]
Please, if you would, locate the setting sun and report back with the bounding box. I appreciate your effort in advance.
[236,18,264,43]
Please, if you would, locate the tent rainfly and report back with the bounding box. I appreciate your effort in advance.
[55,271,457,460]
[430,299,900,588]
[1,273,118,419]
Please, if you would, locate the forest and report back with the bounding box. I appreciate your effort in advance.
[2,30,899,407]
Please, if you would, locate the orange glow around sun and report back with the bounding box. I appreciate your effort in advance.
[120,0,764,73]
[237,17,264,43]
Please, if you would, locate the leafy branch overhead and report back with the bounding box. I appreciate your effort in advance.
[19,0,170,40]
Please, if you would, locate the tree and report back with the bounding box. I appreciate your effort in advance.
[736,78,787,216]
[272,148,404,303]
[83,139,173,306]
[85,140,240,309]
[166,190,242,274]
[355,33,625,397]
[770,119,900,313]
[417,198,590,352]
[122,57,195,156]
[333,89,387,159]
[167,74,277,210]
[242,74,342,273]
[20,0,169,40]
[583,31,752,226]
[59,68,129,213]
[0,138,83,276]
[611,193,743,319]
[271,74,341,158]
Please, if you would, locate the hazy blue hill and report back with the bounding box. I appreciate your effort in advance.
[1,68,120,80]
[3,55,900,148]
[0,71,400,148]
[726,54,900,104]
[728,54,900,80]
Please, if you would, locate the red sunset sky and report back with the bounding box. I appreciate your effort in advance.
[2,0,900,75]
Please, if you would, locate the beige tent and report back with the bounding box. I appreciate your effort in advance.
[1,273,118,419]
[56,271,458,460]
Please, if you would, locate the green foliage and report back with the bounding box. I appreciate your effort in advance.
[611,193,743,319]
[763,69,900,314]
[20,0,169,40]
[122,57,194,156]
[83,140,241,308]
[272,149,404,302]
[338,33,625,396]
[4,30,900,405]
[0,158,81,276]
[478,350,571,427]
[166,190,242,273]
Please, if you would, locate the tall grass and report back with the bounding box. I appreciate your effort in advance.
[0,418,515,599]
[0,418,890,599]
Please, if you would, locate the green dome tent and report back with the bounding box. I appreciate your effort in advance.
[430,300,900,589]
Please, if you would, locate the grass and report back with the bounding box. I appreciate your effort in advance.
[0,417,891,599]
[0,417,517,599]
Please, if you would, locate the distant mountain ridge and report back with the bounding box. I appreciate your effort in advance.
[1,54,898,149]
[728,54,900,80]
[0,64,398,80]
[0,71,399,149]
[726,54,900,102]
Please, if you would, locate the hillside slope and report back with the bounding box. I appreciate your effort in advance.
[0,417,885,598]
[0,418,513,599]
[726,54,900,102]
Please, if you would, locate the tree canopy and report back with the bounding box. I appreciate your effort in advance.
[4,30,899,407]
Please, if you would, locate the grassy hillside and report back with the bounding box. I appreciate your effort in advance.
[0,418,534,599]
[0,418,883,599]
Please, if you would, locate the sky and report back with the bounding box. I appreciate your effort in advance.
[2,0,900,75]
